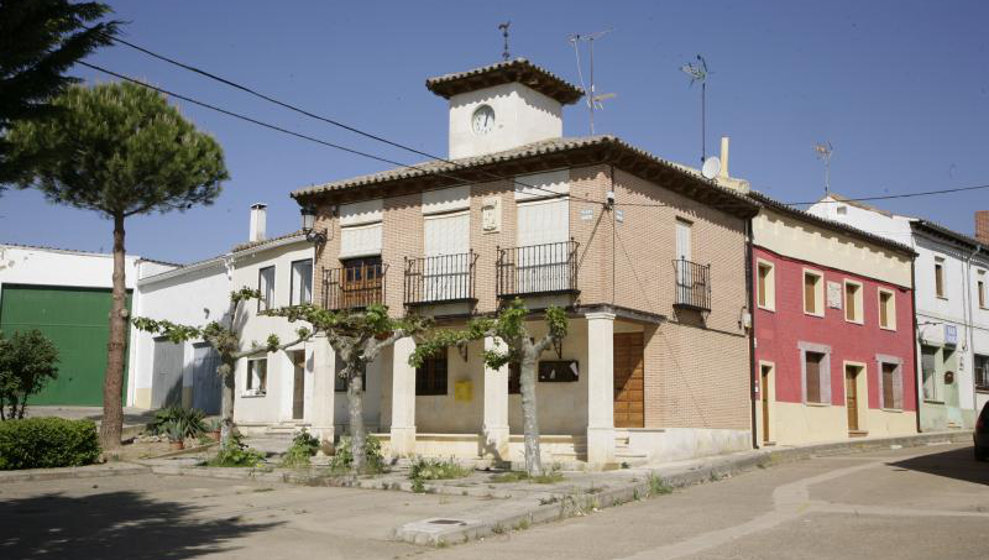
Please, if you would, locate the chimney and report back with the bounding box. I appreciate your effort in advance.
[977,210,989,245]
[249,203,267,242]
[719,136,730,179]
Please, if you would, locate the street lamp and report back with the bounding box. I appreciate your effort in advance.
[300,204,326,245]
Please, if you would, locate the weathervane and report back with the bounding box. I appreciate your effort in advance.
[814,141,834,194]
[680,54,710,163]
[499,21,511,60]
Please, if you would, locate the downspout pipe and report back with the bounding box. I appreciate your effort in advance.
[746,217,758,449]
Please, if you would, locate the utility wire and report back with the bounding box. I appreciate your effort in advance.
[787,182,989,205]
[100,35,601,204]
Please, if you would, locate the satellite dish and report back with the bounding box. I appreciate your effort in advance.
[702,156,721,179]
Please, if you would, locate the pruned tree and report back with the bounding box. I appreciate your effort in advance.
[8,82,229,449]
[0,329,60,420]
[133,288,311,445]
[0,0,120,186]
[268,304,430,472]
[411,299,568,476]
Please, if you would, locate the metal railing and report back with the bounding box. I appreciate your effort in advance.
[496,239,579,298]
[404,251,478,305]
[321,263,387,310]
[673,257,711,311]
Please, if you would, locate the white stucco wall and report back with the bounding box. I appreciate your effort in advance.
[448,82,563,159]
[0,244,146,291]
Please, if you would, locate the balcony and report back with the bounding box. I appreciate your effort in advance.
[321,262,387,310]
[404,251,478,306]
[497,240,580,299]
[673,258,711,311]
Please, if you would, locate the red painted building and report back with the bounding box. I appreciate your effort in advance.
[750,194,917,445]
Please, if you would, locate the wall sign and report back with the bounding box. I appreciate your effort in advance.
[945,324,958,346]
[482,197,501,233]
[827,281,843,309]
[580,208,594,221]
[538,360,579,382]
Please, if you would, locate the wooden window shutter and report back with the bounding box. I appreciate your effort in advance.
[804,274,817,314]
[805,352,822,403]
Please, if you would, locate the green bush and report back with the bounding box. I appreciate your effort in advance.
[281,429,320,468]
[206,432,265,467]
[147,406,206,437]
[330,435,384,473]
[0,417,100,470]
[0,330,60,420]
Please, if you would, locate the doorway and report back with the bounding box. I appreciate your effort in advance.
[760,364,773,443]
[613,332,644,428]
[845,364,864,434]
[292,350,306,420]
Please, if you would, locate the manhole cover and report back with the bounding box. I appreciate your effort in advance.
[429,519,466,525]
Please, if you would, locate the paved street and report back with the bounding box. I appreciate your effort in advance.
[1,443,987,559]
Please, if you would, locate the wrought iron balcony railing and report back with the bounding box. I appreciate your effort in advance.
[321,263,387,310]
[673,257,711,311]
[404,251,478,306]
[496,240,579,298]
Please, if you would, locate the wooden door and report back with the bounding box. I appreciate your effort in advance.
[613,333,645,428]
[761,365,771,443]
[845,366,859,431]
[292,351,306,420]
[341,257,382,308]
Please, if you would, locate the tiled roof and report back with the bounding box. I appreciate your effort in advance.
[911,219,985,250]
[749,191,917,257]
[231,230,307,253]
[425,58,584,105]
[291,135,759,218]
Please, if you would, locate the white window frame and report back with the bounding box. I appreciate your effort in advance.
[799,341,832,405]
[803,269,825,318]
[258,266,275,311]
[934,257,947,299]
[245,357,268,397]
[290,259,313,306]
[843,279,864,324]
[756,259,776,312]
[978,270,987,310]
[877,288,897,331]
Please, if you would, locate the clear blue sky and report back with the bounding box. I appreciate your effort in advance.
[2,1,987,263]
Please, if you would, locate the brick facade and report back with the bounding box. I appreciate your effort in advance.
[977,210,989,245]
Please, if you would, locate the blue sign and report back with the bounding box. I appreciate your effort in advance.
[945,324,958,346]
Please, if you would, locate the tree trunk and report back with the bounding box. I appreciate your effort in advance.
[519,351,543,476]
[99,214,127,451]
[220,358,236,445]
[348,369,366,472]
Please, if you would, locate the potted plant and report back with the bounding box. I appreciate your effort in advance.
[165,419,187,451]
[206,419,222,442]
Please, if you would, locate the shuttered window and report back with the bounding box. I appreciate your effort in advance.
[416,350,448,396]
[878,289,896,330]
[804,271,823,316]
[517,197,569,247]
[844,281,862,323]
[340,199,383,258]
[805,352,824,403]
[882,363,896,409]
[757,261,775,310]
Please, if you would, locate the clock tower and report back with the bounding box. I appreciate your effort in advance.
[426,58,584,159]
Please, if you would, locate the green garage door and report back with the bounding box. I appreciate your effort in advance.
[0,284,130,406]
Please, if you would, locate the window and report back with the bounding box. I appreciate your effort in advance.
[921,345,939,402]
[508,362,521,395]
[878,289,896,330]
[804,351,828,404]
[844,281,863,323]
[339,256,383,308]
[258,266,275,311]
[246,358,267,394]
[880,362,901,409]
[976,355,989,392]
[334,354,366,393]
[935,258,946,298]
[757,260,775,310]
[803,270,824,316]
[415,350,448,396]
[290,259,313,306]
[978,271,987,309]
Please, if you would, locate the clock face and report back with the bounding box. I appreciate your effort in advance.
[471,105,495,135]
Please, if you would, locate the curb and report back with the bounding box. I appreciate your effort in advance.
[0,462,149,484]
[393,430,972,545]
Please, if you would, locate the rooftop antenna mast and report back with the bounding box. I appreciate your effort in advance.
[680,54,709,163]
[498,21,511,61]
[814,141,834,194]
[568,28,615,135]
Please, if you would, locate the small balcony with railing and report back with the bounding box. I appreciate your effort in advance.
[673,258,711,311]
[321,261,387,311]
[496,239,580,299]
[404,251,478,306]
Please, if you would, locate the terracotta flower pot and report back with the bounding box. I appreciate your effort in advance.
[209,430,221,442]
[169,440,185,451]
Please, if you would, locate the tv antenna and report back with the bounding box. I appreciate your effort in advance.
[498,21,511,61]
[568,28,615,134]
[814,141,834,194]
[680,54,709,163]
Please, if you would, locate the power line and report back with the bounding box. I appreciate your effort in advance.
[101,34,599,204]
[788,182,989,205]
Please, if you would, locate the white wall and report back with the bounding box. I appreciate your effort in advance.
[128,258,230,408]
[0,244,146,291]
[448,83,563,159]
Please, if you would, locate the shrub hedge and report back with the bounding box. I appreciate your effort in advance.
[0,417,101,470]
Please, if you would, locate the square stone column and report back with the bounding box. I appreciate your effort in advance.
[310,334,336,451]
[390,336,417,456]
[586,312,616,466]
[481,336,510,461]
